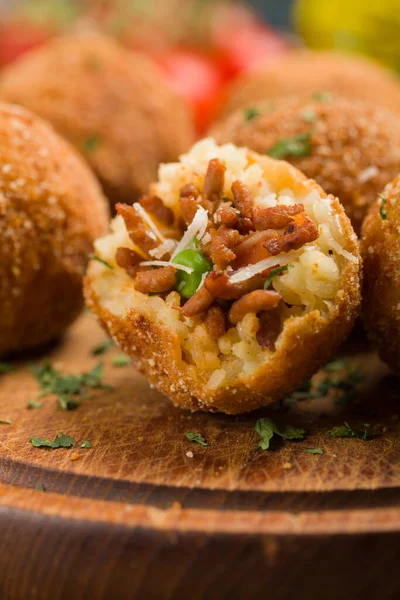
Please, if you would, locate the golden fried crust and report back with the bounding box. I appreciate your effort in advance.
[85,155,361,414]
[223,50,400,117]
[361,176,400,373]
[0,103,109,356]
[0,33,195,207]
[211,97,400,235]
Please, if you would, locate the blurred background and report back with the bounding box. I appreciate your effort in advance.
[0,0,399,133]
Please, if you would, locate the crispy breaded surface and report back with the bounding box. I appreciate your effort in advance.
[0,33,195,207]
[361,175,400,373]
[211,96,400,234]
[85,152,361,414]
[223,50,400,117]
[0,103,109,356]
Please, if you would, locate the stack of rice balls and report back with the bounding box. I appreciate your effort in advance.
[2,39,400,414]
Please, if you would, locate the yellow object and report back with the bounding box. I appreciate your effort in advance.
[294,0,400,72]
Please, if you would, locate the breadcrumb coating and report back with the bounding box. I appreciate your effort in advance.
[361,175,400,373]
[223,50,400,117]
[0,103,109,356]
[211,96,400,234]
[0,33,195,208]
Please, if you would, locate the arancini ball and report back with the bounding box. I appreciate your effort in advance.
[361,175,400,373]
[211,96,400,234]
[223,50,400,117]
[85,138,361,414]
[0,103,109,357]
[0,33,195,208]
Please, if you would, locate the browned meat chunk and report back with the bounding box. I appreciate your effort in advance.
[228,290,281,324]
[253,204,304,230]
[204,305,226,338]
[180,286,215,317]
[134,267,176,294]
[256,311,282,350]
[139,194,174,226]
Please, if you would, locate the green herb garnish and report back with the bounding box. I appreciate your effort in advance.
[379,193,387,220]
[27,399,43,409]
[312,91,333,102]
[328,422,372,441]
[267,132,312,160]
[83,134,102,153]
[264,265,289,289]
[81,439,92,448]
[0,419,12,425]
[112,354,130,367]
[302,109,316,123]
[30,361,112,410]
[244,106,260,122]
[58,395,80,411]
[0,362,14,374]
[185,432,208,446]
[306,448,324,455]
[30,433,74,449]
[88,253,114,269]
[91,339,114,356]
[35,484,46,492]
[255,418,306,450]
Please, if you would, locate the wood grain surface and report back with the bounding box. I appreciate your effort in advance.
[0,313,399,600]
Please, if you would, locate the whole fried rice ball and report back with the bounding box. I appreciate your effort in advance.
[361,176,400,373]
[85,138,361,414]
[0,33,195,208]
[223,50,400,117]
[0,103,109,357]
[211,96,400,234]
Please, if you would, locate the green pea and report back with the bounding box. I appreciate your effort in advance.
[173,248,212,299]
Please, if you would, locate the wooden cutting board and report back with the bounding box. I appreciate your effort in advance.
[0,313,399,600]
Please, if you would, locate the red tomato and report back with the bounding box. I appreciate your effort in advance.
[213,14,289,78]
[0,22,51,67]
[154,48,226,135]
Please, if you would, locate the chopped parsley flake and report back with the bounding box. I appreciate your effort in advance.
[30,361,112,410]
[27,399,43,409]
[379,194,387,220]
[306,448,324,455]
[267,132,312,160]
[185,432,208,446]
[255,418,305,450]
[302,109,316,123]
[244,106,260,122]
[83,134,102,153]
[328,422,372,441]
[91,339,114,356]
[0,362,14,374]
[264,265,289,289]
[0,419,12,425]
[88,253,114,269]
[112,354,130,367]
[282,358,363,407]
[35,484,46,492]
[31,433,74,449]
[81,439,92,448]
[58,395,80,411]
[312,91,333,102]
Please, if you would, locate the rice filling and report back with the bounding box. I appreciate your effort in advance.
[92,138,356,389]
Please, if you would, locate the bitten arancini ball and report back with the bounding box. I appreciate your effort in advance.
[85,138,361,414]
[361,176,400,373]
[223,50,400,117]
[0,103,109,357]
[0,33,194,208]
[211,96,400,234]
